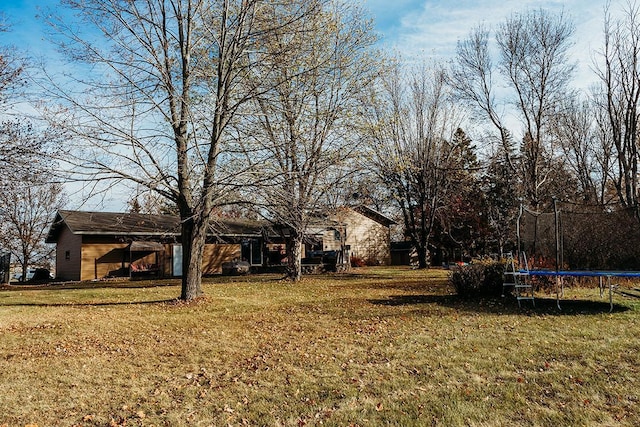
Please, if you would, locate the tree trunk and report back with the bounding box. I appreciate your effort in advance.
[180,215,207,301]
[287,232,303,281]
[416,244,429,269]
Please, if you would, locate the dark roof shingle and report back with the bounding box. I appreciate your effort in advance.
[46,210,265,243]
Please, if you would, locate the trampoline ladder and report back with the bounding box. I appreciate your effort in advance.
[502,252,534,307]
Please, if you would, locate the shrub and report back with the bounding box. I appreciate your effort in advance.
[364,257,380,266]
[350,256,366,268]
[449,260,504,299]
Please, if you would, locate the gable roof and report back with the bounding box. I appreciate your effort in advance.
[45,210,265,243]
[353,206,396,227]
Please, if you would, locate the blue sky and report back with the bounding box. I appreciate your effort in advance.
[0,0,618,209]
[365,0,607,87]
[1,0,612,89]
[0,0,610,83]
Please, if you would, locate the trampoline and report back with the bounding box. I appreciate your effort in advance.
[513,201,640,312]
[523,269,640,312]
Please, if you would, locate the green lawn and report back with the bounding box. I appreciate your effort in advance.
[1,267,639,426]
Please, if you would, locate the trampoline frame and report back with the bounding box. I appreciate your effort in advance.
[522,269,640,312]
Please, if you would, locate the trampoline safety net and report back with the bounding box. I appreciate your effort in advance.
[519,204,640,271]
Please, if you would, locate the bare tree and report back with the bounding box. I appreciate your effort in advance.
[0,119,51,182]
[452,9,575,210]
[500,9,575,209]
[550,96,609,204]
[128,186,178,215]
[363,61,465,268]
[40,0,314,299]
[0,13,25,105]
[451,25,514,161]
[237,0,378,280]
[593,1,640,217]
[0,181,67,281]
[0,15,37,182]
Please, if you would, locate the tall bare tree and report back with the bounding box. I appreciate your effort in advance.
[452,9,575,210]
[593,1,640,217]
[40,0,314,299]
[0,14,36,182]
[0,119,49,183]
[451,25,514,161]
[363,61,464,268]
[0,13,25,105]
[237,0,378,280]
[551,97,608,204]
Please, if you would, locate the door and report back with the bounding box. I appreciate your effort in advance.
[241,239,263,266]
[172,244,182,276]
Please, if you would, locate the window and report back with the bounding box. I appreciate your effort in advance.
[65,250,70,260]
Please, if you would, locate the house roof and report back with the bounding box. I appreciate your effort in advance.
[353,206,397,227]
[209,217,266,237]
[45,210,265,243]
[45,207,395,244]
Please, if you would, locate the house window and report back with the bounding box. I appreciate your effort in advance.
[65,250,70,260]
[242,239,263,266]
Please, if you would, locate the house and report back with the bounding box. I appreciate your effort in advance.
[45,207,395,281]
[327,206,395,265]
[45,210,264,281]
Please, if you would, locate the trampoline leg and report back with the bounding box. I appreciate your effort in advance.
[599,277,604,298]
[609,276,613,313]
[556,276,561,311]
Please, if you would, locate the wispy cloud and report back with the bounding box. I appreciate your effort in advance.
[367,0,610,89]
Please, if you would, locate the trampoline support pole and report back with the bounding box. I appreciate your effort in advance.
[599,277,604,297]
[608,276,613,313]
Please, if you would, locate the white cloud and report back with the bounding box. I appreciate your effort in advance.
[367,0,611,90]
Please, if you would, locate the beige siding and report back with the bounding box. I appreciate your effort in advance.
[81,241,129,281]
[80,237,169,281]
[55,225,83,281]
[341,209,391,265]
[71,238,239,281]
[202,244,241,274]
[321,208,392,265]
[322,229,342,251]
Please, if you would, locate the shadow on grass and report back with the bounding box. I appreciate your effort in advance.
[0,280,180,292]
[0,282,183,307]
[369,294,630,315]
[318,267,449,283]
[333,280,451,294]
[0,299,178,308]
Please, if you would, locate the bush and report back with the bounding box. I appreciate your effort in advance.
[350,255,380,267]
[449,260,504,299]
[363,257,380,266]
[350,256,366,268]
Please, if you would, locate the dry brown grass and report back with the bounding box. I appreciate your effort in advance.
[1,267,639,426]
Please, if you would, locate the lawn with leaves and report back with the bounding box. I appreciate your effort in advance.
[1,267,639,426]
